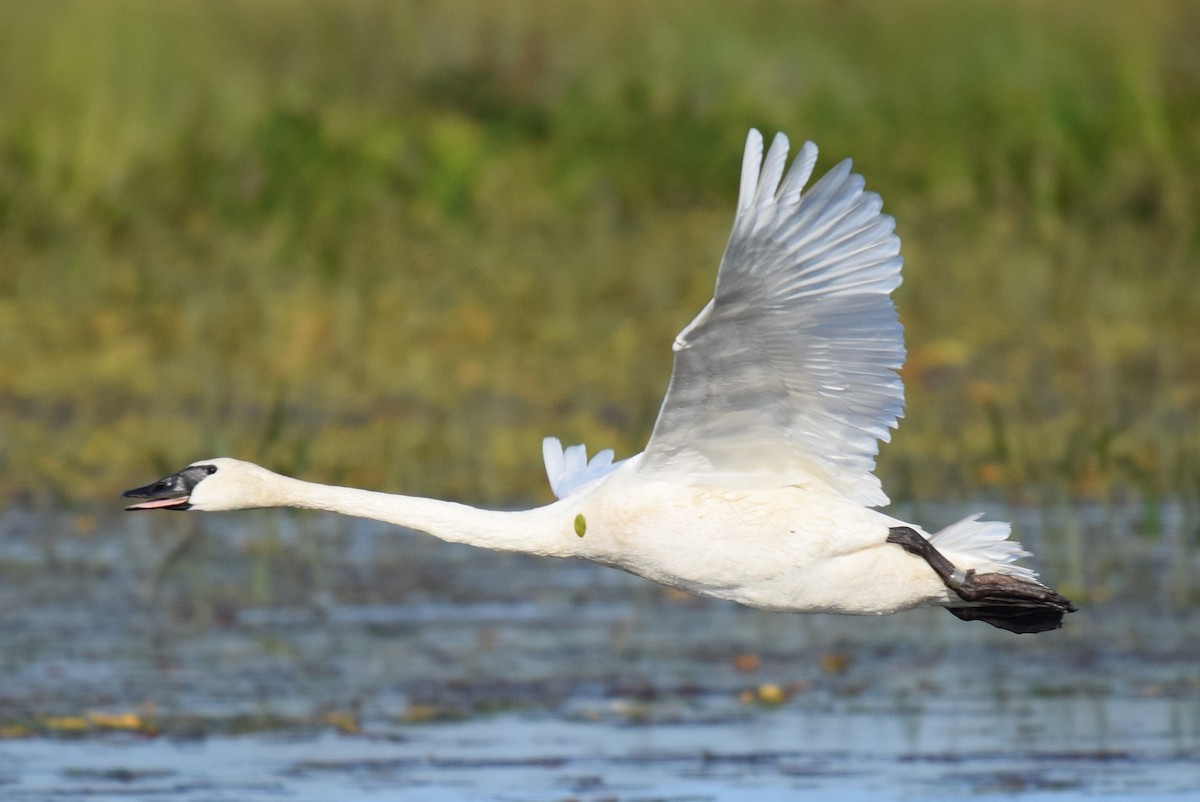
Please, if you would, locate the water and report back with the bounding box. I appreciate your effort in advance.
[0,502,1197,800]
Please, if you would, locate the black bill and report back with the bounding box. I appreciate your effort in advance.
[122,464,214,511]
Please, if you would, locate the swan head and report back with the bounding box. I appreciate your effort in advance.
[123,458,281,512]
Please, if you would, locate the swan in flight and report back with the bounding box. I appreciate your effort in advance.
[125,130,1074,633]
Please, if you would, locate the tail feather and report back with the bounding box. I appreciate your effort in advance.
[928,514,1037,582]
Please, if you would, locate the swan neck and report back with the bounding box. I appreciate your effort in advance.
[275,476,571,557]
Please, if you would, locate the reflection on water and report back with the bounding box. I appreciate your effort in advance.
[0,501,1196,800]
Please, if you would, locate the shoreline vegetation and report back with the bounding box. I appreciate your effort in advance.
[1,1,1197,508]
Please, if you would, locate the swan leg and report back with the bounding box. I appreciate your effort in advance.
[885,526,964,587]
[886,526,1076,633]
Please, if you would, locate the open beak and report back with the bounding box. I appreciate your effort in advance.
[123,469,196,511]
[123,494,191,511]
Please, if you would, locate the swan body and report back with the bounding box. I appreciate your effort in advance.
[126,130,1074,632]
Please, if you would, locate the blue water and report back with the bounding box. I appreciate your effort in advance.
[0,502,1196,800]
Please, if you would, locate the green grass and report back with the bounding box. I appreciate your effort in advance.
[1,0,1198,507]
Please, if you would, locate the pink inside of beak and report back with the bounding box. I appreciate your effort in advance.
[125,496,189,511]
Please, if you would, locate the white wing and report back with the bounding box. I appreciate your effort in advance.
[639,130,905,506]
[542,437,624,499]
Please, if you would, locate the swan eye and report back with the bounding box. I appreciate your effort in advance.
[204,465,218,475]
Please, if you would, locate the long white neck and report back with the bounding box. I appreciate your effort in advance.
[267,474,577,558]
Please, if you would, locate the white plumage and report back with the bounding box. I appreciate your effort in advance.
[640,130,904,505]
[125,130,1072,632]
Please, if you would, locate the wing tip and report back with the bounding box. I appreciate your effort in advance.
[543,436,624,499]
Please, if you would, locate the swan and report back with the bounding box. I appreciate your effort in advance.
[125,130,1075,633]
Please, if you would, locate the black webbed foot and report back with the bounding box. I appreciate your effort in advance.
[887,525,1077,634]
[944,605,1069,634]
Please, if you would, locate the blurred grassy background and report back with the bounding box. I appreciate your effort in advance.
[0,0,1197,509]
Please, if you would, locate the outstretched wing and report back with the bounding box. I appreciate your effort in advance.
[639,130,905,506]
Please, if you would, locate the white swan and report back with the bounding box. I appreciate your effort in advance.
[125,130,1074,633]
